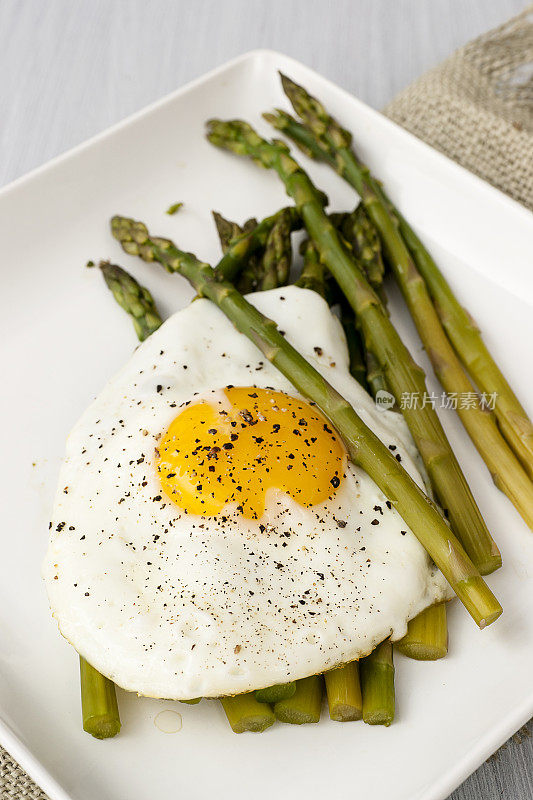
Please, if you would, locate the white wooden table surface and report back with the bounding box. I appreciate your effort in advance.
[1,1,532,798]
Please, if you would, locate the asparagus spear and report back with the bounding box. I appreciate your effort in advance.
[79,657,121,739]
[111,215,502,628]
[360,641,395,726]
[324,662,362,721]
[213,211,257,252]
[213,212,263,292]
[395,210,533,481]
[342,310,370,392]
[297,233,413,683]
[255,682,296,703]
[299,220,446,663]
[363,348,390,400]
[334,206,385,293]
[214,206,300,285]
[206,119,501,575]
[297,237,371,392]
[274,675,323,724]
[371,176,533,482]
[336,271,441,661]
[270,76,533,528]
[220,693,275,733]
[295,237,328,296]
[396,603,448,660]
[214,208,298,292]
[261,206,294,289]
[99,261,163,341]
[338,264,444,660]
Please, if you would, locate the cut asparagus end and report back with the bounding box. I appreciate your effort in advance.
[274,675,323,724]
[79,657,121,739]
[255,682,296,704]
[324,662,362,721]
[361,641,395,726]
[220,693,275,733]
[396,603,448,660]
[459,576,503,628]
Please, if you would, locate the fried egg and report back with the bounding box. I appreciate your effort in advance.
[43,286,448,699]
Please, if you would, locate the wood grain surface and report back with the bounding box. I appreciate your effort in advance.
[0,2,531,799]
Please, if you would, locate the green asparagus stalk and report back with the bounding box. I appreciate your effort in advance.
[111,215,502,628]
[271,75,533,529]
[79,657,121,739]
[214,206,300,286]
[395,210,533,481]
[220,693,276,733]
[342,310,369,391]
[370,178,533,482]
[364,348,390,400]
[324,662,362,721]
[213,211,263,293]
[274,675,323,724]
[255,682,296,703]
[296,238,369,391]
[215,208,297,292]
[337,205,385,292]
[396,603,448,660]
[206,118,501,575]
[295,237,328,296]
[213,211,257,252]
[329,210,390,396]
[329,212,389,395]
[260,206,294,289]
[339,280,441,662]
[360,641,395,726]
[99,261,163,341]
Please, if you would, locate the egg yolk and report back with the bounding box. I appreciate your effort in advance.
[156,386,346,519]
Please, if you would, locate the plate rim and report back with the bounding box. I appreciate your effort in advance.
[2,47,532,800]
[1,47,531,230]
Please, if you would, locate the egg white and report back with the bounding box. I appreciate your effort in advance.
[43,287,448,699]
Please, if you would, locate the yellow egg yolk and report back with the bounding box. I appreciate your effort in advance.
[156,386,346,519]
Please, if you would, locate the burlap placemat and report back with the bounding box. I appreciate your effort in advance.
[2,7,532,800]
[385,5,533,209]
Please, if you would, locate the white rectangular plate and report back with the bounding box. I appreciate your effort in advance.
[1,50,532,800]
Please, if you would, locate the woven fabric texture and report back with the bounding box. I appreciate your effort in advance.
[385,5,533,209]
[0,750,48,800]
[2,8,532,800]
